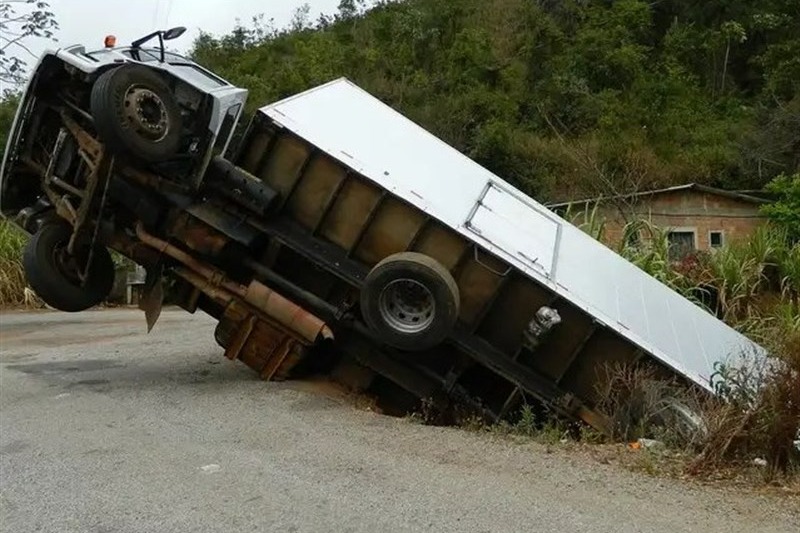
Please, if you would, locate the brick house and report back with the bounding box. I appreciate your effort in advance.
[548,184,770,259]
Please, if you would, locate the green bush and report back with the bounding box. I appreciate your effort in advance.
[761,173,800,243]
[0,221,32,307]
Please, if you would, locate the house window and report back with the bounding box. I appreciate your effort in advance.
[667,230,696,260]
[709,231,724,248]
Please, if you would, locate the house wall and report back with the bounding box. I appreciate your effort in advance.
[585,190,766,250]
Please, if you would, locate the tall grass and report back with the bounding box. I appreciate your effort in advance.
[777,243,800,310]
[0,221,42,308]
[0,221,31,307]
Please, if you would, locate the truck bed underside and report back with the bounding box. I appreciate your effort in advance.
[219,117,683,429]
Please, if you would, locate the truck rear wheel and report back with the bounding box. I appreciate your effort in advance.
[23,223,115,312]
[91,65,182,162]
[361,252,460,351]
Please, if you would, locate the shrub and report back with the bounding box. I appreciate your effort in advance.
[694,330,800,476]
[761,173,800,243]
[0,221,31,307]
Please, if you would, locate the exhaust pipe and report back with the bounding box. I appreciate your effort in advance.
[135,223,333,344]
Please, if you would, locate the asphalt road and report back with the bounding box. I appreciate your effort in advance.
[0,309,797,533]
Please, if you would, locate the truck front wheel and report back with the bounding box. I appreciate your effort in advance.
[361,252,460,352]
[23,223,115,312]
[91,65,183,162]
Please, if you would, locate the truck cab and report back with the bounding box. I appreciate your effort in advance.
[0,27,248,313]
[1,27,247,223]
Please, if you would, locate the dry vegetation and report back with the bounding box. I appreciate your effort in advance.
[0,221,40,308]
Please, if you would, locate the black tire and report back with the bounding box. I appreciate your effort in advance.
[23,223,115,312]
[91,65,182,162]
[651,397,708,444]
[360,252,460,351]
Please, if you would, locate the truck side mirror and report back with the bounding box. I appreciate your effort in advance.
[163,27,187,41]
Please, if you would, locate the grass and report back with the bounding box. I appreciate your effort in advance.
[0,220,39,308]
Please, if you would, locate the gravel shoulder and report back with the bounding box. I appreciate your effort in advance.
[1,309,797,533]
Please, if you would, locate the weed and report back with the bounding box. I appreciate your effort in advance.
[693,330,800,476]
[0,221,38,308]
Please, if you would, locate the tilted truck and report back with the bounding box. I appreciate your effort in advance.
[1,28,766,433]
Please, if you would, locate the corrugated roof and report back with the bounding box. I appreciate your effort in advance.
[548,183,770,209]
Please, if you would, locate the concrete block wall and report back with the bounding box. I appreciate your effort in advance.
[588,190,766,251]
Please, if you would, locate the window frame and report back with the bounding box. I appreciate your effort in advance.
[708,230,725,249]
[666,227,697,261]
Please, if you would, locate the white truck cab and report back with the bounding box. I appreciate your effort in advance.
[1,27,248,220]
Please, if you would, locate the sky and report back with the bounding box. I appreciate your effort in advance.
[23,0,343,58]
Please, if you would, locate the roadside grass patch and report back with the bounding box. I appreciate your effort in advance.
[0,220,39,308]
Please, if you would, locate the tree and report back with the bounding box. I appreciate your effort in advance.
[0,92,19,151]
[337,0,367,21]
[289,3,312,33]
[187,0,800,200]
[0,0,58,86]
[761,174,800,243]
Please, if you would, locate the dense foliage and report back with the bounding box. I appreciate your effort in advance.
[0,1,797,201]
[187,0,800,202]
[761,173,800,243]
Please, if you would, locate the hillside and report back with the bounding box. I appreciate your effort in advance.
[0,1,796,202]
[190,0,799,202]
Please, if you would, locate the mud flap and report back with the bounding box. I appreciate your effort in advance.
[139,264,164,333]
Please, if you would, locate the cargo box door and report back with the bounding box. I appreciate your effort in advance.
[466,182,559,278]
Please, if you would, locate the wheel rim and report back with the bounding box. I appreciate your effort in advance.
[378,278,435,334]
[50,241,86,286]
[661,399,708,438]
[123,86,169,141]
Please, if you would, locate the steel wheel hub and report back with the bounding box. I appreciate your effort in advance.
[51,242,85,284]
[378,278,435,334]
[123,86,168,141]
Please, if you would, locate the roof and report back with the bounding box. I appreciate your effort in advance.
[260,78,765,393]
[548,183,770,209]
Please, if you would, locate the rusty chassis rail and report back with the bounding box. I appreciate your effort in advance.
[21,107,116,286]
[134,223,332,344]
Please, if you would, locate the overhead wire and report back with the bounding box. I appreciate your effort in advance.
[151,0,161,28]
[164,0,175,26]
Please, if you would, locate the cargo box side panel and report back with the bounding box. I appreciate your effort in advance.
[552,222,759,387]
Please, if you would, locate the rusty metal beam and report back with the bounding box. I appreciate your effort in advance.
[280,149,318,211]
[498,387,522,419]
[135,223,332,344]
[449,326,597,425]
[235,215,611,433]
[451,243,473,278]
[225,315,256,361]
[252,131,281,178]
[470,271,513,334]
[406,215,431,251]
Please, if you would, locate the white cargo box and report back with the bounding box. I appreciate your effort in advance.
[260,78,766,392]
